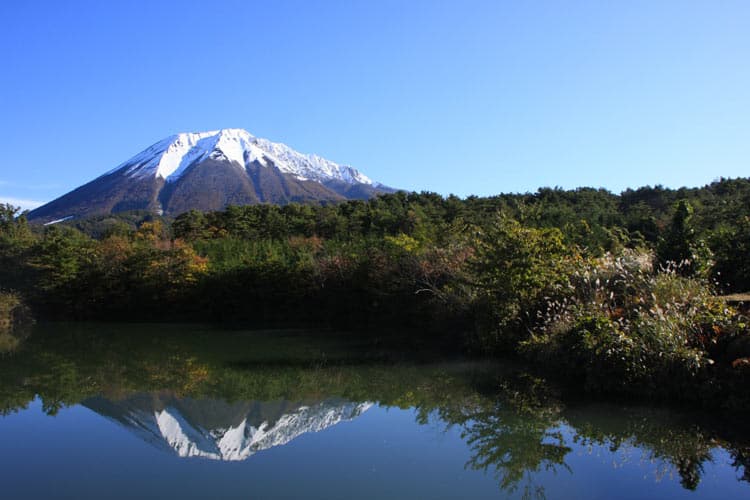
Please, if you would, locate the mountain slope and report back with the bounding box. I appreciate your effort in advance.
[28,129,393,223]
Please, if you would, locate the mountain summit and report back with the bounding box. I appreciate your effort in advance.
[28,129,392,223]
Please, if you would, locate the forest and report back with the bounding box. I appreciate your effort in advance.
[1,177,750,409]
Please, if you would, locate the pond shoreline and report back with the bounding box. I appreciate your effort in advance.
[5,320,750,416]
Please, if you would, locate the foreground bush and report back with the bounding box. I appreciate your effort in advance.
[470,215,575,351]
[0,292,33,353]
[519,250,750,404]
[0,292,26,327]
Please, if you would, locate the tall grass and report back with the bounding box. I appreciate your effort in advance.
[520,250,749,401]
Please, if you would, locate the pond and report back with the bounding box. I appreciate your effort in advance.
[0,323,748,499]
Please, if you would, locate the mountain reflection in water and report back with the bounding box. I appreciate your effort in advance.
[1,323,749,499]
[85,394,371,461]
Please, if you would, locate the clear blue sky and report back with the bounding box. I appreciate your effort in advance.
[1,0,748,209]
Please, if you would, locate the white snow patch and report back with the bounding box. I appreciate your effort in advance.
[142,400,373,461]
[43,216,73,225]
[155,408,222,460]
[106,129,375,187]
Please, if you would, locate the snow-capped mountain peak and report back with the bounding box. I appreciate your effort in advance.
[28,128,394,223]
[109,128,374,186]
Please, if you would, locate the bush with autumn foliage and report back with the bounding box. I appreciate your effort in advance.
[519,251,750,404]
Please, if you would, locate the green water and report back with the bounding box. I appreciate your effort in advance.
[0,323,748,499]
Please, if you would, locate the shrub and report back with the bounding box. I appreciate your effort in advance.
[520,249,746,400]
[0,291,33,353]
[470,214,576,351]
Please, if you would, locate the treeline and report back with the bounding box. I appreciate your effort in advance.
[2,178,750,407]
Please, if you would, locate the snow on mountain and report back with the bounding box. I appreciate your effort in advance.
[108,128,374,187]
[27,128,394,223]
[102,398,373,461]
[251,135,374,185]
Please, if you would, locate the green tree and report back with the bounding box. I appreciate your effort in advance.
[471,214,574,351]
[0,205,35,291]
[711,216,750,292]
[657,200,711,276]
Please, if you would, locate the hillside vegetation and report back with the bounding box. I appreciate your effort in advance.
[2,177,750,407]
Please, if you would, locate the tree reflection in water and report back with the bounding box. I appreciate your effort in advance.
[0,323,748,496]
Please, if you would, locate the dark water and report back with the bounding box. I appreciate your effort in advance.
[0,324,748,499]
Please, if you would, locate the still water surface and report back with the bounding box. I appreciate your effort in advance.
[0,323,748,499]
